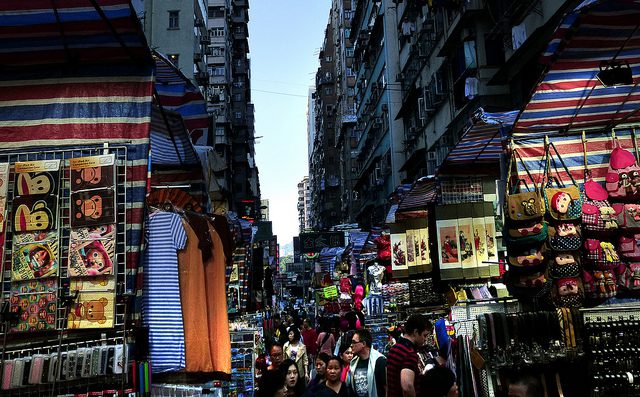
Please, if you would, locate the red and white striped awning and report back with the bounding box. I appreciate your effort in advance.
[514,0,640,136]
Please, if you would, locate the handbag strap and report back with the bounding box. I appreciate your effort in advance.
[546,141,578,187]
[508,148,537,193]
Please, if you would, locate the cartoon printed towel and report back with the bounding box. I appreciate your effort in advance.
[71,188,115,228]
[69,225,116,277]
[11,231,59,281]
[67,291,115,329]
[9,278,57,333]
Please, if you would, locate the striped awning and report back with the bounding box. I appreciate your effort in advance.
[444,108,518,164]
[0,0,151,68]
[512,129,637,186]
[514,0,640,136]
[153,51,209,133]
[397,177,437,211]
[150,106,199,166]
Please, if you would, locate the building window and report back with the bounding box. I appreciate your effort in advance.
[168,54,179,67]
[346,47,355,58]
[234,112,243,119]
[208,6,225,18]
[213,67,225,76]
[212,47,224,56]
[324,87,334,95]
[212,27,225,37]
[325,56,333,62]
[168,10,180,29]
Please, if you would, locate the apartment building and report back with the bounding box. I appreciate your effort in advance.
[297,177,312,232]
[142,0,260,219]
[394,0,572,180]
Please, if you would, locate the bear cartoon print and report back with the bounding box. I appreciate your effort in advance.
[67,293,113,329]
[70,189,115,228]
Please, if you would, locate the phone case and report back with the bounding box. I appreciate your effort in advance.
[65,350,76,380]
[75,348,85,379]
[29,355,43,384]
[21,357,32,386]
[58,352,67,381]
[100,346,109,375]
[2,359,13,390]
[10,358,25,388]
[48,355,58,383]
[40,355,51,384]
[81,348,93,378]
[91,347,101,376]
[106,346,115,374]
[111,345,123,374]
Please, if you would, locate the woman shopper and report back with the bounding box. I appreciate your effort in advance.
[284,327,309,381]
[257,369,287,397]
[280,359,306,397]
[317,326,336,356]
[306,352,330,391]
[337,343,353,384]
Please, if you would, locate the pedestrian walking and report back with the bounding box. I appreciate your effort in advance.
[386,315,432,397]
[349,329,386,397]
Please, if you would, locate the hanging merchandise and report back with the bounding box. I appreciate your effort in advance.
[68,225,116,276]
[605,138,640,200]
[11,230,59,280]
[9,278,58,332]
[12,160,60,233]
[542,143,583,221]
[503,148,549,298]
[582,177,618,233]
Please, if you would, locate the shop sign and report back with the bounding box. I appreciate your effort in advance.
[299,232,344,253]
[323,285,338,299]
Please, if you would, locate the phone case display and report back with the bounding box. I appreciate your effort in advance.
[11,230,59,280]
[69,225,116,276]
[9,278,57,333]
[227,329,257,397]
[70,155,116,191]
[12,159,60,233]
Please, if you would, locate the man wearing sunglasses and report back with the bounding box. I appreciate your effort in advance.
[349,329,387,397]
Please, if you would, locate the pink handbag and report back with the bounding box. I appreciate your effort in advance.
[605,139,640,200]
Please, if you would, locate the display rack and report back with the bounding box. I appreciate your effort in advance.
[450,297,520,340]
[582,304,640,396]
[226,328,258,397]
[0,145,134,395]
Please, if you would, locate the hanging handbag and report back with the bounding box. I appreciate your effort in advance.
[547,223,581,251]
[619,263,640,290]
[582,238,621,269]
[612,203,640,231]
[618,233,640,260]
[505,149,545,221]
[542,143,583,221]
[507,244,545,267]
[605,137,640,200]
[582,177,619,233]
[504,221,548,246]
[551,277,584,308]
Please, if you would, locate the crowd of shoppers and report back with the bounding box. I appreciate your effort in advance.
[257,313,459,397]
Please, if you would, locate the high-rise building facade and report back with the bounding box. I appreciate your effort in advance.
[297,177,312,232]
[143,0,261,219]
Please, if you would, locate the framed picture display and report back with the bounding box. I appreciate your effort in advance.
[405,229,417,268]
[436,219,460,270]
[390,233,408,274]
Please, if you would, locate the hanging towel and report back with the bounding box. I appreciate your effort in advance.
[464,77,479,99]
[512,22,527,50]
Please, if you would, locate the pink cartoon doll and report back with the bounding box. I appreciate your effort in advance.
[353,284,364,311]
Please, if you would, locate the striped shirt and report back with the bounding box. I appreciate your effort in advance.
[142,211,187,372]
[386,337,419,397]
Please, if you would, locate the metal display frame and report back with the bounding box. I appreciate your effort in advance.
[0,145,133,395]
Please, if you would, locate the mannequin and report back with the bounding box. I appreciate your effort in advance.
[367,261,385,294]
